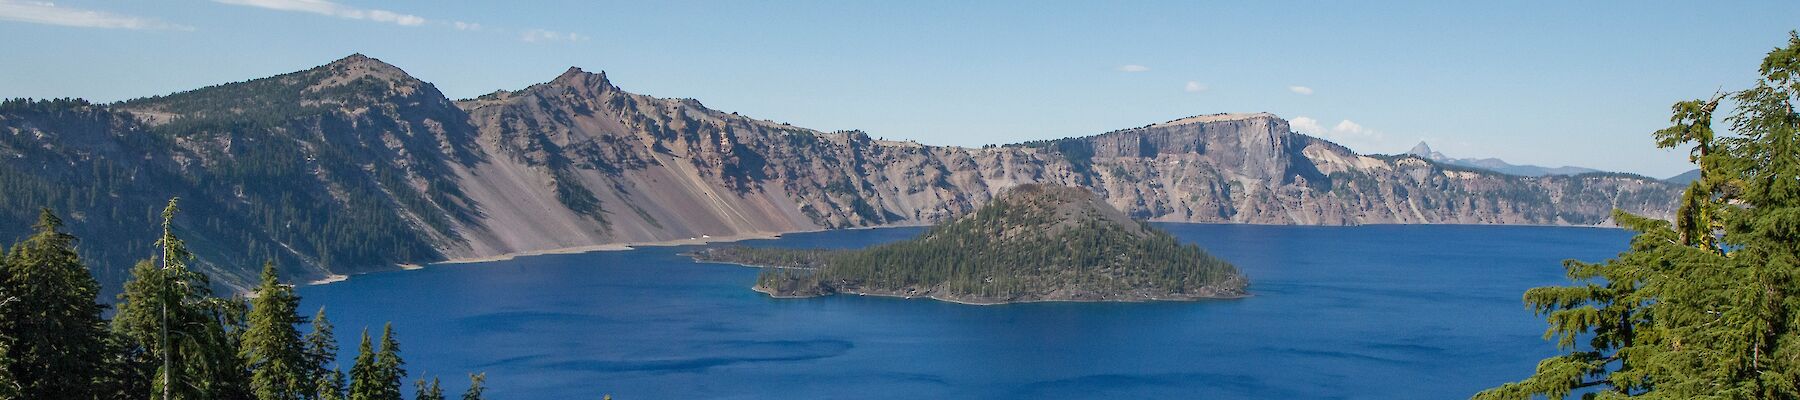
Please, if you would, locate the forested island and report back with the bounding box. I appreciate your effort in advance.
[690,184,1249,304]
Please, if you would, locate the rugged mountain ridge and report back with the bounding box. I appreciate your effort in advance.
[1406,141,1602,177]
[0,55,1681,292]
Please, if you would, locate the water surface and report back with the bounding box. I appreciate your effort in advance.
[299,224,1631,399]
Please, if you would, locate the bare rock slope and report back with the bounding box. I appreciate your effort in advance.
[0,55,1680,291]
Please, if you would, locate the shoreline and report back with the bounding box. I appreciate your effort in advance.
[751,283,1249,306]
[431,231,787,265]
[307,220,1617,288]
[306,231,794,286]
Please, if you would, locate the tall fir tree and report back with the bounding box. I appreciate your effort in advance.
[1479,31,1800,399]
[413,377,444,400]
[303,307,339,400]
[0,209,107,399]
[372,324,404,400]
[0,285,21,400]
[243,262,308,400]
[347,330,376,400]
[315,369,345,400]
[461,373,484,400]
[111,198,252,399]
[0,342,17,400]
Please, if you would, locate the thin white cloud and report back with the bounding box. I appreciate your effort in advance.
[1291,117,1326,136]
[214,0,425,26]
[0,0,191,30]
[450,20,480,31]
[1332,120,1382,140]
[1294,116,1392,152]
[1117,64,1150,73]
[1184,81,1208,93]
[1288,85,1314,95]
[520,28,585,43]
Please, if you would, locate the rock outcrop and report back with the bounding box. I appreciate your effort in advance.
[0,55,1682,292]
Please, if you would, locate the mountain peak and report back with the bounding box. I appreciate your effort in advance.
[1407,141,1434,157]
[318,53,415,85]
[550,66,612,90]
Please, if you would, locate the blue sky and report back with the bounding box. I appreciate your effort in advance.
[2,1,1796,178]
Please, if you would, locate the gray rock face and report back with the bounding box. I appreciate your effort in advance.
[0,56,1683,290]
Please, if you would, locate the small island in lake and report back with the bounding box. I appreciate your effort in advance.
[690,184,1249,304]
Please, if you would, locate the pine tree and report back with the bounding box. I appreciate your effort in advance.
[1478,31,1800,399]
[304,307,338,400]
[243,262,308,400]
[0,285,22,400]
[413,377,443,400]
[372,323,404,400]
[461,373,484,400]
[111,198,252,399]
[315,369,345,400]
[0,208,107,399]
[347,330,376,400]
[0,342,18,400]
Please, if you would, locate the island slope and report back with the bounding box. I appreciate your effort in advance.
[691,184,1249,304]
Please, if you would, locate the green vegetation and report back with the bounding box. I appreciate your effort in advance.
[1478,32,1800,399]
[0,200,488,399]
[695,184,1245,302]
[0,55,488,294]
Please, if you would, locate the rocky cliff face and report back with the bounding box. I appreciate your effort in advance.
[0,55,1681,291]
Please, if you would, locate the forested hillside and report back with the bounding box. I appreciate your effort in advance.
[693,184,1248,303]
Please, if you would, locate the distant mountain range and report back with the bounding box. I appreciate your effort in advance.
[1664,169,1701,185]
[1404,142,1603,177]
[0,54,1683,292]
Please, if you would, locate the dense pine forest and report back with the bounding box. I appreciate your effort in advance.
[1477,32,1800,398]
[0,199,492,400]
[693,184,1247,303]
[0,56,484,294]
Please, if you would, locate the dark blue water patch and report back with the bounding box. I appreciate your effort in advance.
[537,339,855,374]
[297,223,1634,399]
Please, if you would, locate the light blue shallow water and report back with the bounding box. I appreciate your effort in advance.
[297,224,1633,399]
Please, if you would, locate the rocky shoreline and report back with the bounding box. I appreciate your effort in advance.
[749,275,1250,305]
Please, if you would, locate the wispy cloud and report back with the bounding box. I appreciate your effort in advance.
[1288,85,1314,95]
[520,28,585,43]
[1184,81,1208,93]
[0,1,191,30]
[1291,117,1326,136]
[450,20,480,31]
[1293,116,1391,152]
[214,0,424,26]
[1117,64,1150,73]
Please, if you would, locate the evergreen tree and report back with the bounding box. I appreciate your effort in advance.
[461,373,484,400]
[0,287,22,400]
[303,307,338,400]
[1479,31,1800,399]
[314,369,344,400]
[347,330,376,400]
[111,198,252,399]
[413,377,443,400]
[0,209,107,399]
[243,262,308,400]
[348,324,404,400]
[0,342,18,400]
[372,324,404,400]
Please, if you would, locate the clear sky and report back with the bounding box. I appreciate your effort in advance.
[2,1,1796,178]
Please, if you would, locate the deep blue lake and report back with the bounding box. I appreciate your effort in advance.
[297,224,1633,399]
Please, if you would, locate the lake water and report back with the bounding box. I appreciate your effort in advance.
[298,224,1633,399]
